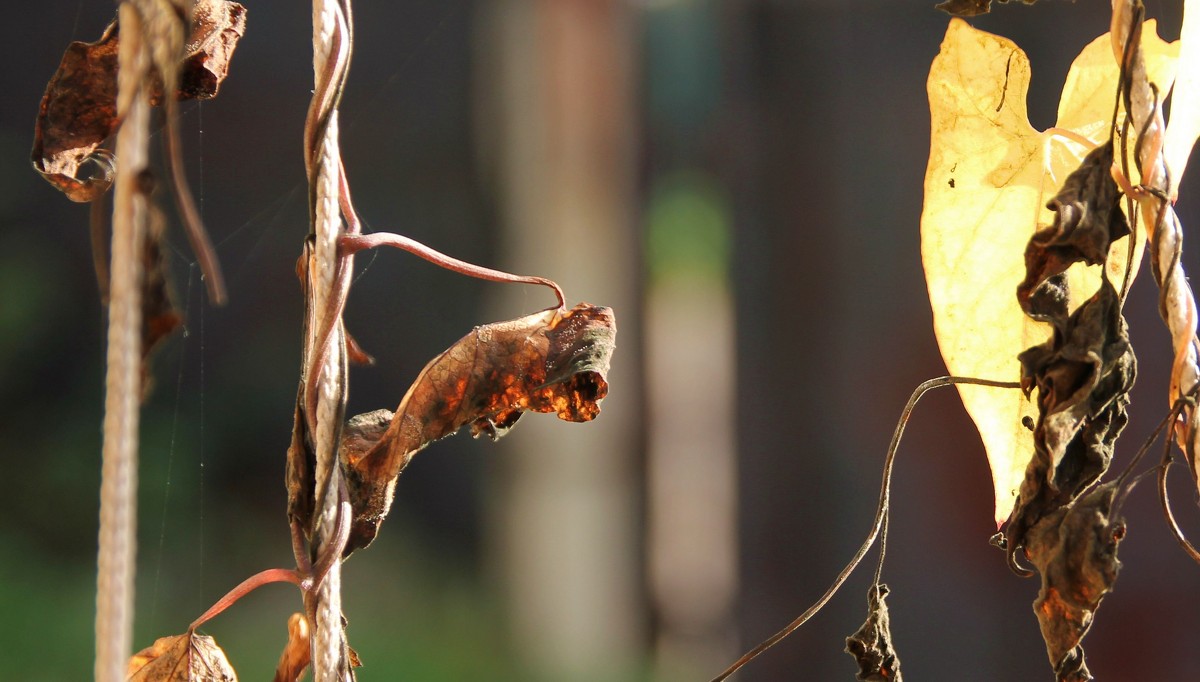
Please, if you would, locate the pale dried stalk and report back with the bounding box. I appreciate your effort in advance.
[95,4,150,681]
[1111,0,1200,481]
[306,0,352,679]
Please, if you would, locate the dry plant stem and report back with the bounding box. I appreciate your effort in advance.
[1112,0,1200,482]
[189,488,351,633]
[162,94,226,304]
[710,376,1020,682]
[188,568,304,632]
[339,232,567,310]
[1159,449,1200,564]
[94,5,149,681]
[306,0,353,679]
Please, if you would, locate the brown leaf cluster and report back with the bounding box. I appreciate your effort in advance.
[844,584,902,682]
[32,0,246,202]
[338,303,616,555]
[127,632,237,682]
[1024,484,1123,682]
[1003,144,1136,574]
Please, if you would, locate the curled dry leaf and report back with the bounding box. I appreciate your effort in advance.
[272,613,311,682]
[1024,483,1123,682]
[922,19,1176,525]
[1006,279,1134,572]
[127,632,237,682]
[934,0,1036,18]
[340,303,616,555]
[32,1,246,202]
[844,584,902,682]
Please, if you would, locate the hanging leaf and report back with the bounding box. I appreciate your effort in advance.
[340,303,616,555]
[127,632,237,682]
[1164,0,1200,199]
[31,1,246,202]
[922,19,1177,525]
[1024,483,1123,682]
[935,0,1036,18]
[1004,278,1134,570]
[272,613,311,682]
[844,584,903,682]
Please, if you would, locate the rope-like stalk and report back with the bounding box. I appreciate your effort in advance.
[306,1,352,679]
[1111,0,1200,484]
[95,4,149,680]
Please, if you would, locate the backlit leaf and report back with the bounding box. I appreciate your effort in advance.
[922,19,1177,525]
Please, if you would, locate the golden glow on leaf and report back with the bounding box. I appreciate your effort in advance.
[922,19,1178,525]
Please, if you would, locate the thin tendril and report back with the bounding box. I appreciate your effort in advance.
[709,376,1020,682]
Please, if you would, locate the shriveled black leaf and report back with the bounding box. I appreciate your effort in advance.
[935,0,1039,17]
[845,584,902,682]
[1018,142,1129,326]
[1025,483,1123,682]
[1005,279,1134,571]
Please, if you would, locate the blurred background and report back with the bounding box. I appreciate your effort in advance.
[4,0,1200,679]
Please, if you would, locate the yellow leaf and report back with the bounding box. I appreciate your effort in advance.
[1165,0,1200,198]
[921,19,1178,525]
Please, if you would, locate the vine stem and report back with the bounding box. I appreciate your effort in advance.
[94,5,149,681]
[1111,0,1200,486]
[709,377,1020,682]
[306,1,353,679]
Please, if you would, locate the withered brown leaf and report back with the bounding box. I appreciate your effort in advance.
[1024,484,1123,682]
[127,632,237,682]
[32,1,246,202]
[1017,142,1130,324]
[272,613,311,682]
[140,177,183,399]
[935,0,1038,17]
[1005,279,1134,572]
[845,584,902,682]
[341,303,616,555]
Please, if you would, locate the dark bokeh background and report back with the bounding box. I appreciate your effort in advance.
[4,1,1200,680]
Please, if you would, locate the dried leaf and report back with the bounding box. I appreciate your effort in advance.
[934,0,1036,18]
[127,632,237,682]
[1017,142,1129,324]
[922,19,1176,524]
[341,303,616,555]
[1024,483,1123,682]
[1005,279,1134,568]
[272,614,311,682]
[844,584,902,682]
[140,177,183,398]
[32,2,246,202]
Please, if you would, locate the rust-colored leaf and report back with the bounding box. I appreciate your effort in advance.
[844,584,902,682]
[272,613,311,682]
[127,632,237,682]
[32,2,246,202]
[1024,484,1123,682]
[341,303,616,555]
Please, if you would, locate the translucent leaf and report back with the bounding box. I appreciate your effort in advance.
[922,19,1178,525]
[1165,0,1200,198]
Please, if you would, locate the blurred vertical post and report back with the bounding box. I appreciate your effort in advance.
[642,1,738,676]
[475,1,643,679]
